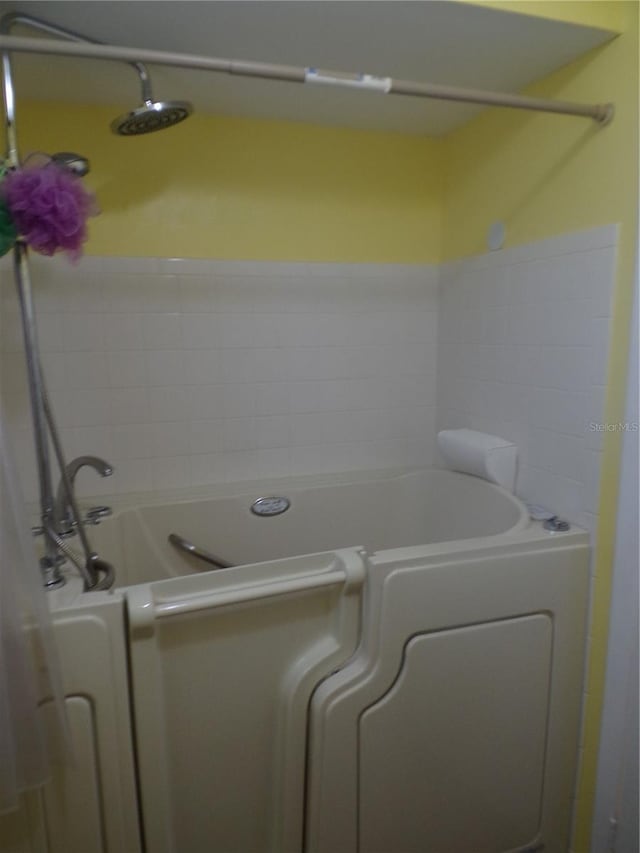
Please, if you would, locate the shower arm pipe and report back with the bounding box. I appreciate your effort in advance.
[0,33,614,124]
[0,13,153,119]
[1,12,151,162]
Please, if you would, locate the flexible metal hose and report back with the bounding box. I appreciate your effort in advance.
[43,525,115,591]
[39,367,115,590]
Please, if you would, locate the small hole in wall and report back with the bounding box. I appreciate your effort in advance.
[487,221,505,251]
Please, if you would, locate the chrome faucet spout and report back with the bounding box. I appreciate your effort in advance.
[53,455,113,534]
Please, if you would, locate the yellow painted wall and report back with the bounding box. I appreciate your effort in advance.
[443,3,638,850]
[15,103,444,263]
[442,20,637,259]
[464,0,624,31]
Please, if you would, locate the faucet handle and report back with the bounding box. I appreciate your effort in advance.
[85,505,113,524]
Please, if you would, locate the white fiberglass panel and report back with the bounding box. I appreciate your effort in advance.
[359,616,552,852]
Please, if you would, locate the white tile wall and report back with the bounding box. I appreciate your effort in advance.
[0,256,439,499]
[437,225,618,536]
[0,225,617,517]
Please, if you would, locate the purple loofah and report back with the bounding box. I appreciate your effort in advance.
[1,159,98,260]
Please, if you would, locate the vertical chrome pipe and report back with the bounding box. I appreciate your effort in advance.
[13,250,55,519]
[1,12,112,590]
[2,40,63,584]
[1,52,17,164]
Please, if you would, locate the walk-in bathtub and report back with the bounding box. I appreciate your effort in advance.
[26,467,589,853]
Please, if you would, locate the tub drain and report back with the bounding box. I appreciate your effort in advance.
[250,496,290,517]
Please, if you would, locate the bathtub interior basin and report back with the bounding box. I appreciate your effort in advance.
[81,467,528,587]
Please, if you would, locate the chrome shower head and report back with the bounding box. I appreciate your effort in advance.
[109,49,193,136]
[51,151,90,176]
[111,99,193,136]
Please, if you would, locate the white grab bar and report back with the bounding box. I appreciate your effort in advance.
[154,570,347,619]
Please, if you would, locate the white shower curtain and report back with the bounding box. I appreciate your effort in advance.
[0,398,68,814]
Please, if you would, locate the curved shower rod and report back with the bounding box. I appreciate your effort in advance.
[0,33,614,125]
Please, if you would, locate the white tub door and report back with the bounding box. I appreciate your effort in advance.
[358,617,551,853]
[125,548,366,853]
[306,540,590,853]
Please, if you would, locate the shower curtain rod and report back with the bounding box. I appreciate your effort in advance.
[0,34,614,124]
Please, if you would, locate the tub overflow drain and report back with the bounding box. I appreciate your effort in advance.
[251,496,290,517]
